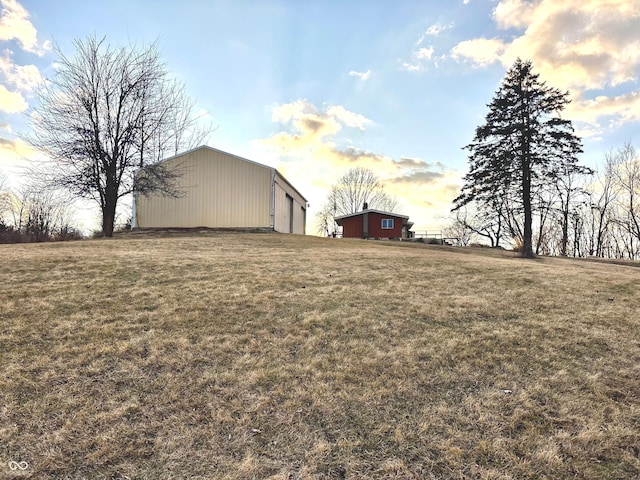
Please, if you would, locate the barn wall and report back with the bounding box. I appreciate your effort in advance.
[135,147,272,228]
[273,172,307,234]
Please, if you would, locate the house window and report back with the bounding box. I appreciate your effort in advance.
[382,218,394,229]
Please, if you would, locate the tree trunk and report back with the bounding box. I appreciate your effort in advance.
[561,205,569,256]
[102,197,117,237]
[522,153,535,258]
[522,182,534,257]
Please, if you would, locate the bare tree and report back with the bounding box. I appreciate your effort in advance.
[612,142,640,255]
[552,162,592,256]
[0,174,11,230]
[316,167,398,235]
[443,209,474,246]
[588,150,620,257]
[0,180,78,242]
[27,36,211,237]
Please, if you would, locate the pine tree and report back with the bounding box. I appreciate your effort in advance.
[453,59,584,258]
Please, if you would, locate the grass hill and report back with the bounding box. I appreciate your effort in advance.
[1,233,639,479]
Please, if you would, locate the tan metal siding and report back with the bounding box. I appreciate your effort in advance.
[273,172,307,234]
[135,148,272,228]
[294,204,306,235]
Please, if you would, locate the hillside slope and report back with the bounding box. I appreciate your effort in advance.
[1,233,639,479]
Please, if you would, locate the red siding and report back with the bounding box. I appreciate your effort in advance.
[367,212,403,238]
[339,212,404,238]
[340,215,363,238]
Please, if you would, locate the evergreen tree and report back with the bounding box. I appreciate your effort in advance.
[453,59,584,258]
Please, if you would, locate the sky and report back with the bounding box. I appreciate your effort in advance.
[1,0,639,234]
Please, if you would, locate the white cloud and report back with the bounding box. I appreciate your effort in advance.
[0,0,49,55]
[401,61,422,72]
[349,69,372,82]
[415,46,434,60]
[452,0,640,91]
[425,22,453,37]
[493,0,536,29]
[402,44,438,71]
[450,0,640,131]
[405,20,453,72]
[326,105,372,130]
[451,38,507,67]
[0,2,46,114]
[0,48,42,91]
[568,91,640,127]
[0,83,27,112]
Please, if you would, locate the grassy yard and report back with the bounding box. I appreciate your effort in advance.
[1,232,639,479]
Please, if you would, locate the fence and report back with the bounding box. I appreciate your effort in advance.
[412,231,458,245]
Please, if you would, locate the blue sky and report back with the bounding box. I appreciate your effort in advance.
[1,0,639,233]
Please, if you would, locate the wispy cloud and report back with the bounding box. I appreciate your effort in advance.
[403,20,453,72]
[349,69,371,82]
[415,46,434,60]
[425,21,453,37]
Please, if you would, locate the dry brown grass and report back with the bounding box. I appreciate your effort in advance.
[1,232,639,479]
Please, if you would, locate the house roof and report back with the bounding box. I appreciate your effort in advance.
[154,145,308,203]
[334,209,411,224]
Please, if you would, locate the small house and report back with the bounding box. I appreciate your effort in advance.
[335,208,414,239]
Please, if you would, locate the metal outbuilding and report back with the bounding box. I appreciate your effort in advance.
[133,146,307,234]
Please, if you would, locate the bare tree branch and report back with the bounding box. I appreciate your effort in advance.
[26,35,213,236]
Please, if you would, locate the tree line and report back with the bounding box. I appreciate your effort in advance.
[7,34,639,258]
[446,59,640,260]
[446,142,640,260]
[0,176,82,243]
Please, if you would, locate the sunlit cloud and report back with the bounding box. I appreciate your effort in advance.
[0,83,27,112]
[567,91,640,128]
[0,2,46,115]
[493,0,535,29]
[0,49,43,91]
[326,105,371,130]
[0,134,39,169]
[449,0,640,134]
[254,100,462,230]
[0,0,50,55]
[452,0,640,91]
[451,38,506,67]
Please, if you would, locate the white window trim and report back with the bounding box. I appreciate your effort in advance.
[382,218,394,229]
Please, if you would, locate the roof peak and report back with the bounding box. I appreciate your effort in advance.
[334,209,410,221]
